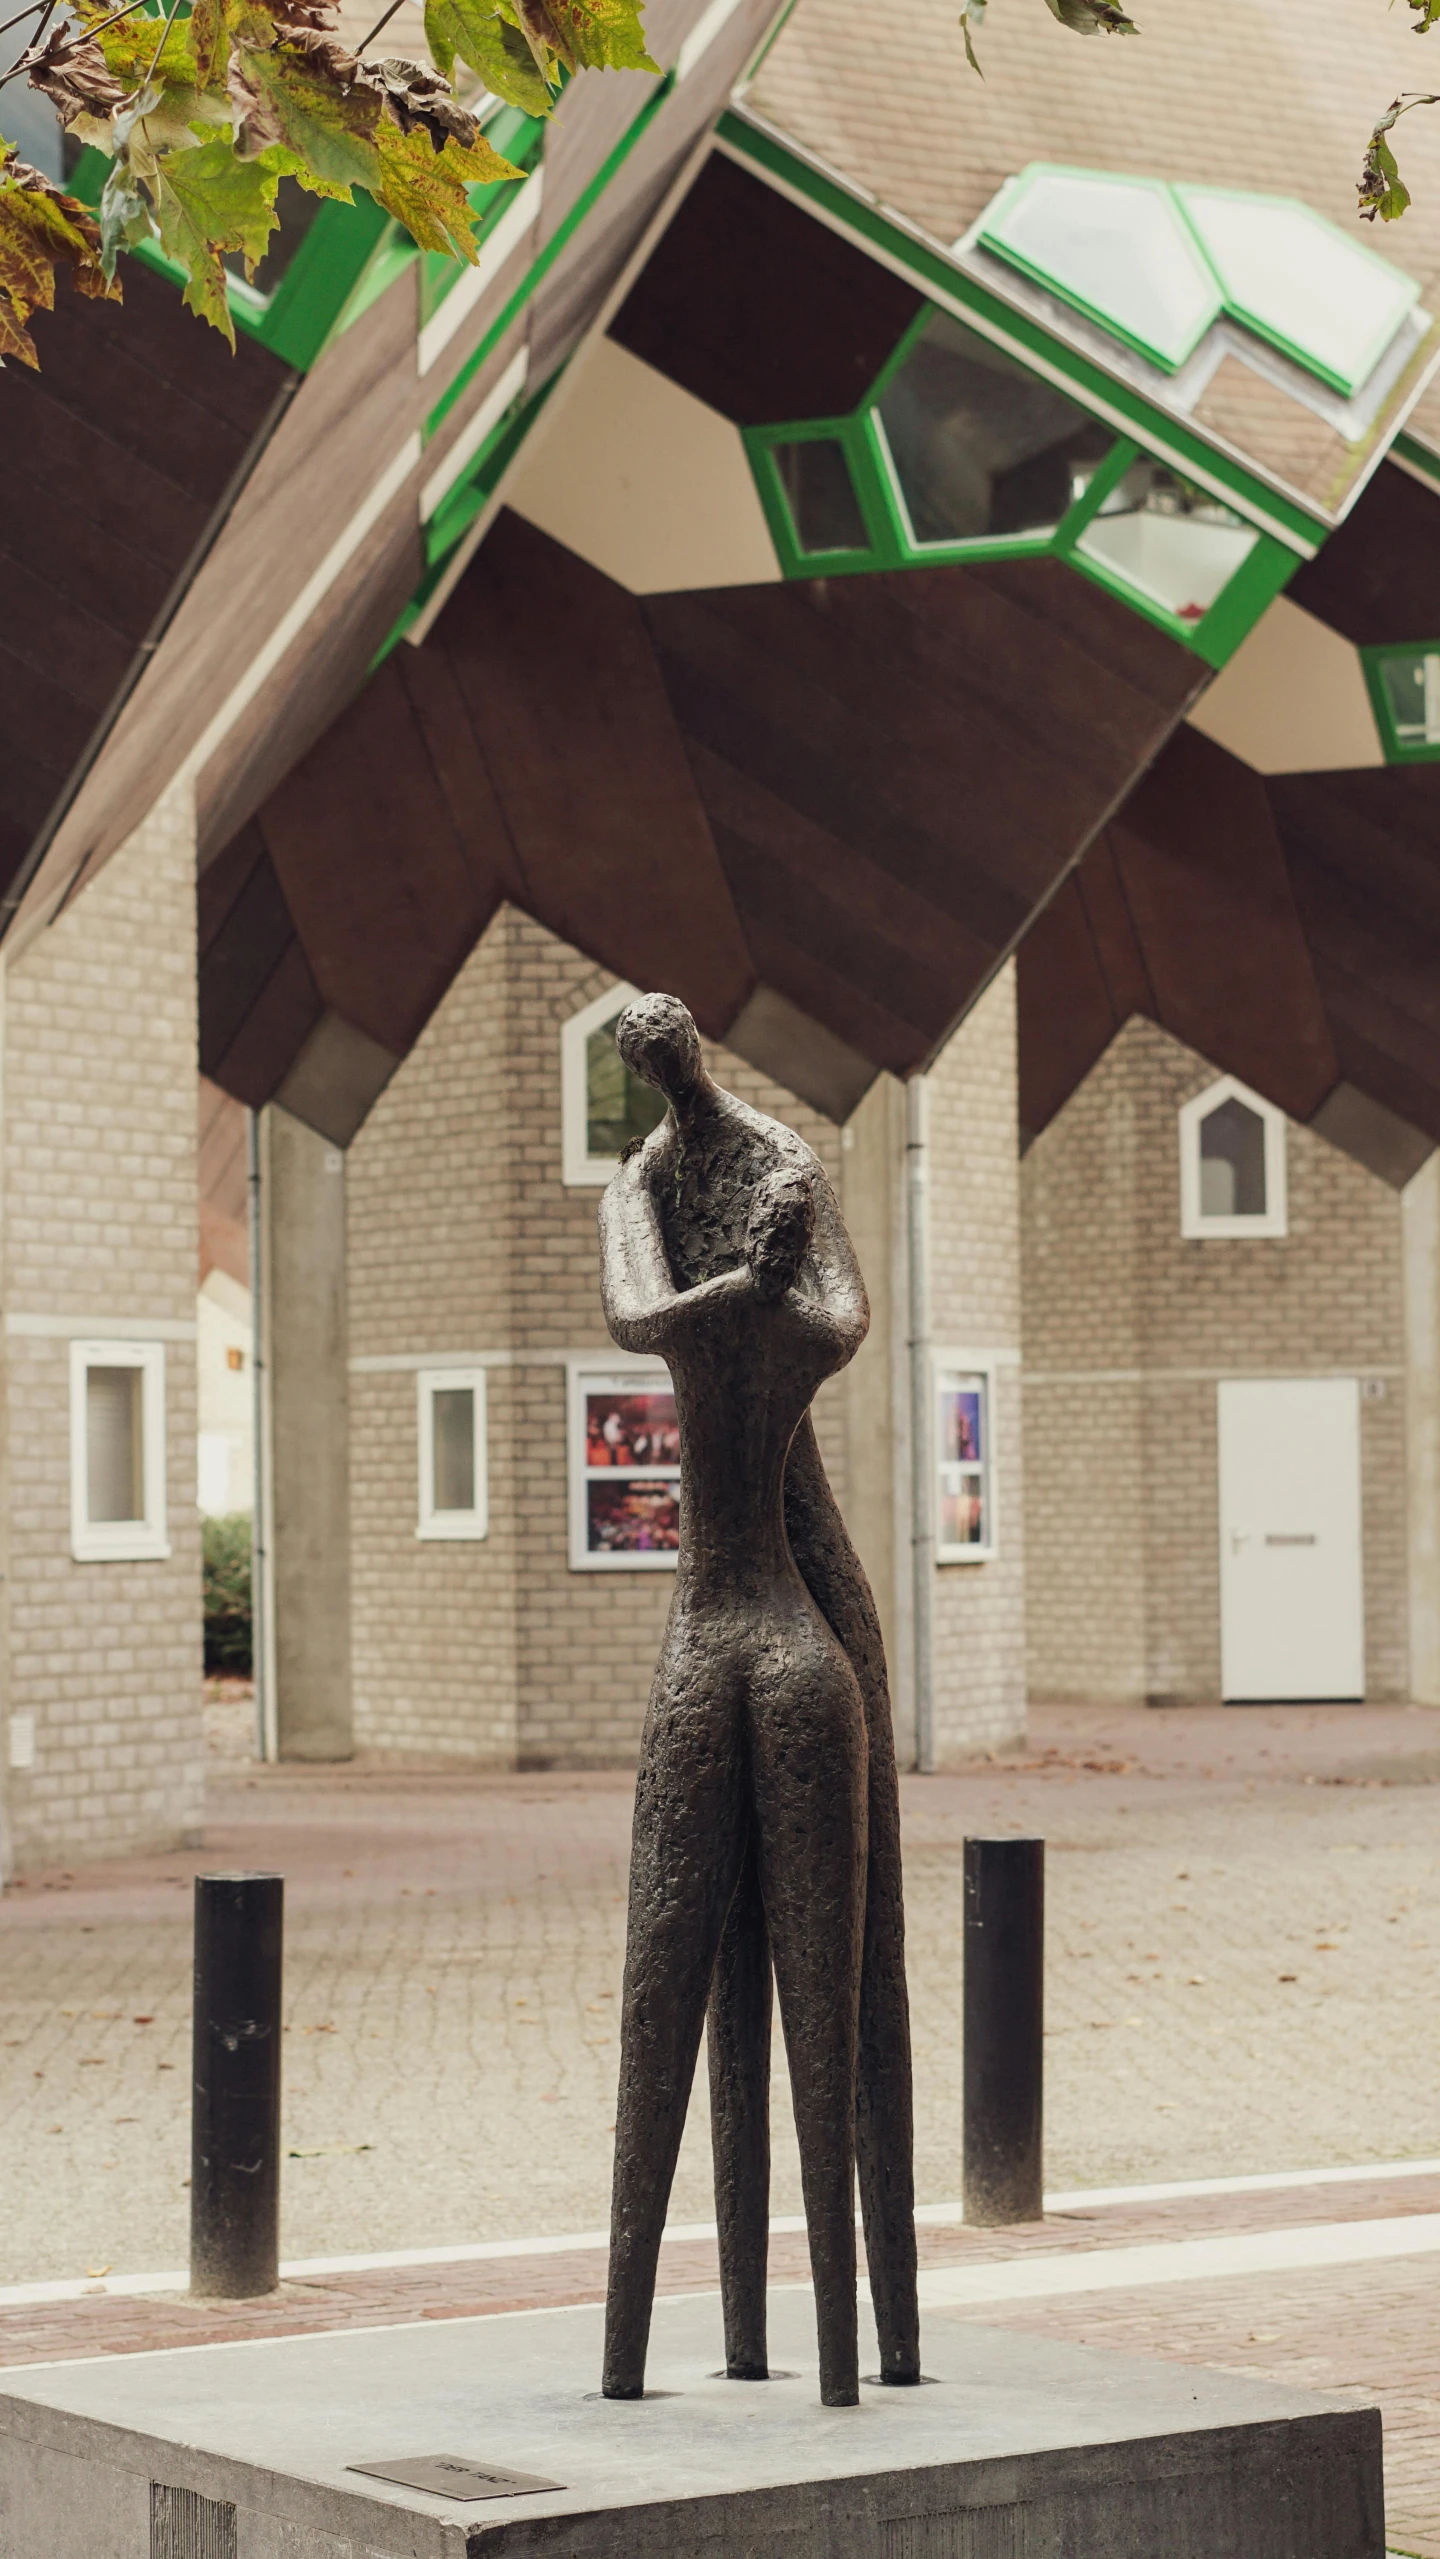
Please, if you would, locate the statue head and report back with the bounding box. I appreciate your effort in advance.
[615,992,705,1106]
[746,1164,815,1302]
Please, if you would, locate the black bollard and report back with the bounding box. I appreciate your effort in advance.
[191,1872,284,2297]
[962,1837,1044,2226]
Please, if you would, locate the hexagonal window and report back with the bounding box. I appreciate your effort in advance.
[875,311,1112,546]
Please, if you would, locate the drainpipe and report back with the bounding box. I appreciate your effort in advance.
[906,1074,935,1773]
[248,1110,277,1764]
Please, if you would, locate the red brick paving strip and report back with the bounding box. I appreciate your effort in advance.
[1,2181,1437,2549]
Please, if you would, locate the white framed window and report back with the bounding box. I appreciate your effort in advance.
[1179,1074,1287,1239]
[69,1340,169,1562]
[416,1368,488,1540]
[561,982,668,1186]
[567,1355,680,1570]
[934,1358,996,1563]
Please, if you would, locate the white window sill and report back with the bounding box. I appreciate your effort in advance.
[71,1534,173,1564]
[416,1515,488,1543]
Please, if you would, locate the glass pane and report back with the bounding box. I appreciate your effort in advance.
[431,1387,475,1513]
[877,314,1112,545]
[1176,188,1419,398]
[586,1014,667,1159]
[1074,458,1258,625]
[223,177,322,301]
[979,169,1221,372]
[1199,1097,1267,1217]
[1378,650,1440,747]
[771,439,869,555]
[938,1468,985,1548]
[87,1366,143,1524]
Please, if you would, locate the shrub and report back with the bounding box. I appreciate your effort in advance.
[203,1512,253,1674]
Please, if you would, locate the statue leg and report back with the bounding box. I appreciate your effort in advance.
[783,1417,920,2383]
[707,1830,772,2378]
[603,1654,746,2400]
[750,1624,868,2408]
[857,1707,920,2383]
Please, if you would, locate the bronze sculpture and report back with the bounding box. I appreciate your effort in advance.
[599,995,920,2408]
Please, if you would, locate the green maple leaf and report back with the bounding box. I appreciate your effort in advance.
[152,139,281,343]
[424,0,555,111]
[544,0,656,74]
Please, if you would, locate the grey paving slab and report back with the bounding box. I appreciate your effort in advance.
[0,2289,1383,2557]
[3,1701,1440,2285]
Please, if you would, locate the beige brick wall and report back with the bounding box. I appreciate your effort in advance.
[0,783,204,1875]
[925,962,1027,1760]
[1022,1016,1408,1704]
[346,905,848,1767]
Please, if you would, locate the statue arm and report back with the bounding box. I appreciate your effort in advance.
[600,1154,748,1352]
[803,1170,870,1365]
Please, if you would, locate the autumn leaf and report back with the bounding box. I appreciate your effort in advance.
[542,0,656,75]
[1042,0,1137,34]
[188,0,229,90]
[423,0,555,112]
[1407,0,1440,27]
[229,32,383,182]
[0,145,119,367]
[368,114,515,253]
[958,0,986,73]
[369,56,482,149]
[23,24,126,128]
[1359,92,1439,219]
[152,138,282,342]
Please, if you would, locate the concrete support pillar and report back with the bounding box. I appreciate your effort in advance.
[1403,1153,1440,1706]
[258,1106,352,1760]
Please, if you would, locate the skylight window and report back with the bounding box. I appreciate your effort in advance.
[975,164,1422,402]
[977,168,1222,374]
[1175,187,1419,399]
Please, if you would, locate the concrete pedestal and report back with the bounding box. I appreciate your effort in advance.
[0,2288,1382,2557]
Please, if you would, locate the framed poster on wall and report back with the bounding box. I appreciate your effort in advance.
[567,1359,681,1570]
[934,1363,994,1561]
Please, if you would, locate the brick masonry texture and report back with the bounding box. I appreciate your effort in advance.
[345,907,849,1768]
[1021,1016,1408,1705]
[926,963,1027,1761]
[0,783,203,1876]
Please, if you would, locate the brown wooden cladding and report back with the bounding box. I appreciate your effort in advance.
[1017,723,1440,1159]
[0,264,289,909]
[608,152,925,424]
[199,511,1202,1120]
[1287,460,1440,646]
[1,0,767,946]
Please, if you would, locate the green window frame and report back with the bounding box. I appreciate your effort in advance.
[744,306,1297,669]
[1362,642,1440,763]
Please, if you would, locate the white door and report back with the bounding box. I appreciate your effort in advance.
[1217,1378,1364,1701]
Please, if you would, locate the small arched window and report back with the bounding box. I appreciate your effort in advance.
[1179,1075,1287,1239]
[561,983,668,1186]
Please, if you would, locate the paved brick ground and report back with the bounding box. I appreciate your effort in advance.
[3,1698,1440,2544]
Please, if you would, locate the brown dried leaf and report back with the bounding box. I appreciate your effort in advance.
[23,24,126,126]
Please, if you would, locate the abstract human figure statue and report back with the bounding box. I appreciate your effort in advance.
[599,993,919,2408]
